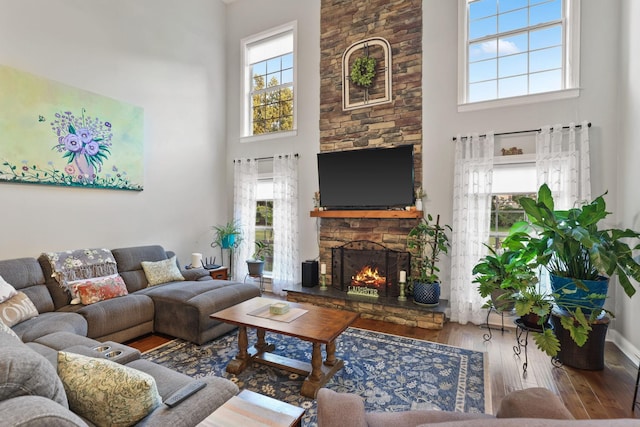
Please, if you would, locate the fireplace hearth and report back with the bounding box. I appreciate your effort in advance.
[331,240,410,298]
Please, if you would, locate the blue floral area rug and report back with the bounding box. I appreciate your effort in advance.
[142,328,489,426]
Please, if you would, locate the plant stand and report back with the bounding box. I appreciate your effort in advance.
[481,305,509,342]
[633,361,640,410]
[513,318,545,376]
[550,311,610,370]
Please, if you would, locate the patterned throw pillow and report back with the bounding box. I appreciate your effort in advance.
[69,274,129,305]
[0,320,20,340]
[0,292,38,327]
[57,351,161,427]
[141,255,185,287]
[0,275,18,303]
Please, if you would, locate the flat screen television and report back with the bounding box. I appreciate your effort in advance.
[317,145,415,209]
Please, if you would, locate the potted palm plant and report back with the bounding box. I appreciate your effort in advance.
[511,183,640,358]
[406,213,451,306]
[246,240,272,276]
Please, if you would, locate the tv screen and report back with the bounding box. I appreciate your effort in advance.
[317,145,415,209]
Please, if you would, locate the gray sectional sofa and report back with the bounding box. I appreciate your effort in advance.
[0,244,262,426]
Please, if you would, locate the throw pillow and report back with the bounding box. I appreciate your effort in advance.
[141,255,185,286]
[0,291,38,327]
[57,351,161,427]
[0,275,18,303]
[0,320,20,340]
[69,274,129,305]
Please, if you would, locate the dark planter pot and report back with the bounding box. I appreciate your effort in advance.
[520,312,548,329]
[551,312,610,370]
[491,288,516,312]
[413,282,440,307]
[550,274,609,315]
[247,260,265,276]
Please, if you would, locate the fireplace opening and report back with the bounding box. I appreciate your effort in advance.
[331,241,410,297]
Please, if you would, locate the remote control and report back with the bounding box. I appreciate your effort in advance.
[164,381,207,408]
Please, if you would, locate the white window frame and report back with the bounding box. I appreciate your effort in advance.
[457,0,581,112]
[240,21,298,142]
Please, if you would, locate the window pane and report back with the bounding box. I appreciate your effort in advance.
[499,53,527,78]
[530,25,561,50]
[282,53,293,69]
[498,8,527,33]
[530,46,561,72]
[281,68,293,84]
[469,15,497,40]
[469,0,497,20]
[469,59,497,83]
[469,80,497,102]
[498,33,527,56]
[266,71,280,86]
[530,69,562,93]
[498,75,527,98]
[530,0,561,26]
[266,57,281,74]
[251,61,266,78]
[469,39,497,61]
[499,0,527,13]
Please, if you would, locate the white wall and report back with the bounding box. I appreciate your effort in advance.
[0,0,229,263]
[614,0,640,357]
[224,0,321,263]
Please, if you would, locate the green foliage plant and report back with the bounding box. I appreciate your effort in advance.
[211,220,243,250]
[472,232,538,311]
[251,240,272,261]
[350,56,377,88]
[407,214,451,285]
[509,183,640,356]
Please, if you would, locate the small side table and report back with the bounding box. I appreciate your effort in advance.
[513,318,545,375]
[208,266,228,280]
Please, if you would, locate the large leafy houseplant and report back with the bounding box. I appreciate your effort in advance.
[511,183,640,356]
[406,214,451,304]
[473,232,538,312]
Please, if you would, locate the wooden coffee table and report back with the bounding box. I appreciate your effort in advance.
[210,297,359,398]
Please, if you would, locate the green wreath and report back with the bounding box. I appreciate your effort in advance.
[350,56,377,88]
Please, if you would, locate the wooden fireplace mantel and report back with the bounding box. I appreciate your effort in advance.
[310,210,423,219]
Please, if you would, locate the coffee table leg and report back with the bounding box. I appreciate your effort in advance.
[301,342,323,398]
[226,326,249,374]
[324,340,336,366]
[255,328,274,353]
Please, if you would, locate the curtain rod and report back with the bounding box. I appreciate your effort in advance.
[233,153,299,163]
[452,122,591,141]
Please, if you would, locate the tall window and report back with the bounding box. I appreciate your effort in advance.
[256,177,274,274]
[242,22,296,138]
[489,157,537,249]
[459,0,580,107]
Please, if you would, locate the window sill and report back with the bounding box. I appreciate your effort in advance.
[240,129,297,144]
[458,88,580,113]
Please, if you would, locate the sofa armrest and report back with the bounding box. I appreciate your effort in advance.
[496,388,574,419]
[317,388,367,427]
[181,267,211,281]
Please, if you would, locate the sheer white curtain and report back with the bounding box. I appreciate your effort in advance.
[232,158,258,281]
[450,132,494,325]
[536,121,591,208]
[536,121,591,292]
[272,154,299,296]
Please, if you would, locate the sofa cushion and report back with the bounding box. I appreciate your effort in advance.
[58,351,161,427]
[0,275,18,303]
[0,332,68,407]
[0,395,88,427]
[112,245,170,292]
[76,293,154,341]
[496,387,574,419]
[70,274,129,305]
[141,255,185,286]
[0,257,55,313]
[0,319,19,340]
[13,311,88,343]
[0,291,39,327]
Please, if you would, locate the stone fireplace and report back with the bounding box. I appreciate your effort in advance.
[331,240,410,298]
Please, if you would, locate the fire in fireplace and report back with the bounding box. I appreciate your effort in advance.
[331,240,410,298]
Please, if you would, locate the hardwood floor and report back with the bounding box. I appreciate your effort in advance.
[127,316,640,420]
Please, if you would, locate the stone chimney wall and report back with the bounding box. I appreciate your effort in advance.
[318,0,423,281]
